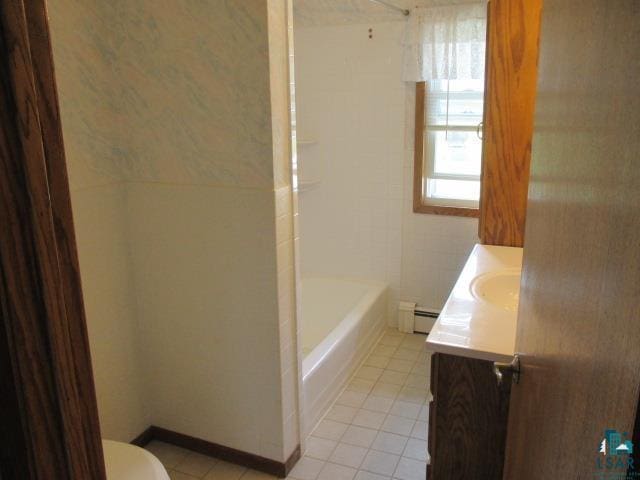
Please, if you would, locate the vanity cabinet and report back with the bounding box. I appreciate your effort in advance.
[427,352,512,480]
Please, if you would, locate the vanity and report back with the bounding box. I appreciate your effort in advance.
[425,244,523,480]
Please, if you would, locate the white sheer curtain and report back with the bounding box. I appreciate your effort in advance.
[402,2,487,82]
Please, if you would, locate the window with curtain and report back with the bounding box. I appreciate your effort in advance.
[403,2,487,216]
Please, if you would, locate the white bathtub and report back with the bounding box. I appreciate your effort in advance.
[301,276,388,435]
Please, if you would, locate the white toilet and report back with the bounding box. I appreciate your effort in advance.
[103,440,170,480]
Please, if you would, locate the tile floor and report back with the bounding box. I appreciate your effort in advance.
[145,329,431,480]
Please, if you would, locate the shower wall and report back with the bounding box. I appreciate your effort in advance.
[49,2,149,442]
[50,0,299,462]
[294,20,479,318]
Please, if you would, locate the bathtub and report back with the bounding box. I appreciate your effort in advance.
[300,276,388,435]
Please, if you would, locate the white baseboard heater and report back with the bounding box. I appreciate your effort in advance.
[398,302,440,334]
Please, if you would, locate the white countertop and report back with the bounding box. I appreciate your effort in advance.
[426,244,523,363]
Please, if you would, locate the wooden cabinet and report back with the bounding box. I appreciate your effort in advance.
[479,0,543,247]
[427,353,512,480]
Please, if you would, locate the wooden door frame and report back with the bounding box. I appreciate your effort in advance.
[0,1,106,478]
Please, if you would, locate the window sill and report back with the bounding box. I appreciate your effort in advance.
[413,201,479,218]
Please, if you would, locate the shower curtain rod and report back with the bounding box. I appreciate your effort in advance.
[369,0,410,16]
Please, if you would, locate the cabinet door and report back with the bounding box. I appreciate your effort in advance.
[428,353,511,480]
[478,0,542,247]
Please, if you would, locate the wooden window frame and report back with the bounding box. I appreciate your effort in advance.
[413,81,480,218]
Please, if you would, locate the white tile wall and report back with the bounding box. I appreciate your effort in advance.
[51,0,301,462]
[294,20,479,320]
[70,183,149,441]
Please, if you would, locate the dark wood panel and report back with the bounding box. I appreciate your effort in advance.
[503,1,640,478]
[0,1,105,478]
[478,0,542,247]
[428,353,511,480]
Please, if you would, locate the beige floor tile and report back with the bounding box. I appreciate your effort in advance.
[393,456,426,480]
[363,354,390,369]
[174,452,217,477]
[378,335,403,347]
[404,374,428,389]
[354,472,390,480]
[312,419,348,441]
[326,404,358,424]
[336,390,368,408]
[378,370,408,386]
[361,395,394,414]
[403,438,428,462]
[391,348,419,362]
[385,358,413,373]
[351,409,386,430]
[397,387,428,405]
[305,436,337,461]
[328,443,368,469]
[355,366,383,382]
[168,470,199,480]
[317,462,357,480]
[288,456,325,480]
[346,378,376,394]
[370,431,408,456]
[389,400,421,420]
[369,382,401,399]
[380,415,415,436]
[145,441,190,469]
[340,426,378,448]
[372,345,397,357]
[204,461,247,480]
[410,421,428,440]
[240,470,279,480]
[360,450,399,477]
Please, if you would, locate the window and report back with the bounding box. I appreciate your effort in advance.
[413,79,484,217]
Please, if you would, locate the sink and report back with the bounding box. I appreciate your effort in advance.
[470,269,521,312]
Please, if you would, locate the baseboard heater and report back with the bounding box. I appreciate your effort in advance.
[398,302,440,334]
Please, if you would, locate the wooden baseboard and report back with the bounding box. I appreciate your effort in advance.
[130,426,155,447]
[130,426,300,478]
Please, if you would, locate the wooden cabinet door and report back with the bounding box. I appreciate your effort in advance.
[479,0,542,247]
[502,1,640,479]
[429,353,511,480]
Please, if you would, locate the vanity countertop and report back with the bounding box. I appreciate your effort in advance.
[426,244,523,363]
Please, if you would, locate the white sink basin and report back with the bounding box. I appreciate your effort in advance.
[470,268,521,312]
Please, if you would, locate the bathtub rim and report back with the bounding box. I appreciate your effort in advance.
[301,276,388,382]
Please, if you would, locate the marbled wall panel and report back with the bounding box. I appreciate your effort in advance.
[51,0,277,188]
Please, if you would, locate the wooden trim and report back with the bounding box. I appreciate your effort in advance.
[414,202,480,218]
[134,426,300,478]
[477,0,492,238]
[283,444,302,476]
[0,1,105,478]
[413,81,426,212]
[130,427,156,448]
[413,82,480,218]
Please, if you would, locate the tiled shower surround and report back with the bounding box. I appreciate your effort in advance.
[294,20,479,320]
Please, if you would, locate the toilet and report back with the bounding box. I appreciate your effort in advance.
[103,440,170,480]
